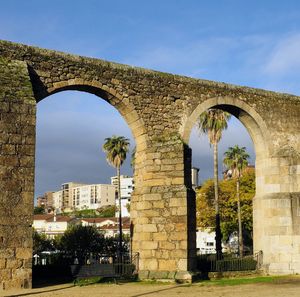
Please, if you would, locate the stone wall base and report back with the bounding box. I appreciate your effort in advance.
[262,263,300,275]
[138,270,200,283]
[1,271,32,291]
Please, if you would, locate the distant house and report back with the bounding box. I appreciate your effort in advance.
[33,214,131,239]
[196,228,228,255]
[196,228,216,255]
[80,217,131,237]
[52,182,116,213]
[33,214,76,238]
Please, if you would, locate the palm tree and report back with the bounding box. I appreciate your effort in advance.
[103,136,130,259]
[223,145,250,257]
[198,109,231,260]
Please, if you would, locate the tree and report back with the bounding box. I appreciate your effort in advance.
[59,225,105,262]
[97,205,116,217]
[196,170,255,249]
[198,109,231,259]
[223,145,250,256]
[102,136,130,259]
[34,206,45,214]
[32,230,54,254]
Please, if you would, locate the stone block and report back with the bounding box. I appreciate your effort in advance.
[138,270,150,280]
[172,250,187,259]
[158,259,176,270]
[169,198,185,207]
[155,250,171,259]
[171,177,184,185]
[144,179,166,187]
[0,259,6,269]
[16,248,31,259]
[139,250,154,258]
[175,271,193,282]
[152,201,165,209]
[177,258,188,270]
[169,232,187,241]
[0,269,11,281]
[143,194,162,201]
[153,232,168,241]
[141,259,158,270]
[179,241,188,249]
[136,201,152,210]
[142,224,158,233]
[148,270,169,279]
[134,232,151,241]
[0,249,15,259]
[6,259,23,269]
[140,241,158,250]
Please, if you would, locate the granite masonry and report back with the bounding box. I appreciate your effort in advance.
[1,40,300,289]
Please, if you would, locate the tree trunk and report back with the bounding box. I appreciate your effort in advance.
[117,166,123,259]
[214,143,222,260]
[237,177,243,257]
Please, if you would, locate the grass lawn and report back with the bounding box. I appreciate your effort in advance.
[73,274,299,288]
[196,275,297,286]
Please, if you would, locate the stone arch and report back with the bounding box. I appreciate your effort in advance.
[181,96,270,157]
[181,96,271,195]
[36,78,149,151]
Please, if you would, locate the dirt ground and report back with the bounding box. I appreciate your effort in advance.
[1,278,300,297]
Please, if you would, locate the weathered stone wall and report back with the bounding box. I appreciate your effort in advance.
[1,40,300,288]
[0,56,36,289]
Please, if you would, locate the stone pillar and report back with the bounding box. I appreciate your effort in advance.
[254,152,300,274]
[0,57,36,289]
[131,134,197,282]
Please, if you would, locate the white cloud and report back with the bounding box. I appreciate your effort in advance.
[263,33,300,75]
[122,37,239,77]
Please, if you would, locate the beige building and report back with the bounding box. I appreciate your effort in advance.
[61,182,87,211]
[52,182,115,213]
[36,191,54,211]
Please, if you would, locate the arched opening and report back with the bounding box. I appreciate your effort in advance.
[181,96,270,269]
[32,86,142,286]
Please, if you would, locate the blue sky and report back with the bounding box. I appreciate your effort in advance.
[1,1,300,197]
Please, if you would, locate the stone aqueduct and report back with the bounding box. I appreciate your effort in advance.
[1,40,300,289]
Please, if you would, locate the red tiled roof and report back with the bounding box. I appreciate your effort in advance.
[80,217,116,223]
[100,223,130,230]
[81,217,130,224]
[33,214,53,221]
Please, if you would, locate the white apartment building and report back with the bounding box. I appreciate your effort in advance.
[111,175,134,217]
[52,182,115,213]
[53,191,62,212]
